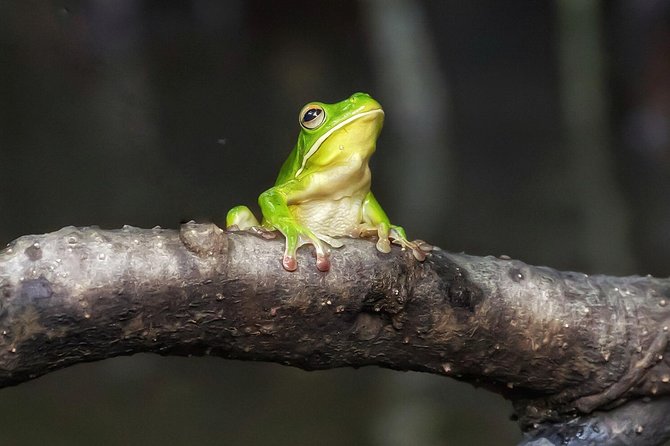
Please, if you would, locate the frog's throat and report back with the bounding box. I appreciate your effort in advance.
[295,109,384,177]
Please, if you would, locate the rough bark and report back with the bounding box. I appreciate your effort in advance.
[1,223,669,445]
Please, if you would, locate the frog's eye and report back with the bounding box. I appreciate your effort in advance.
[299,105,326,130]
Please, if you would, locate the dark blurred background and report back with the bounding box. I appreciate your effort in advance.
[1,1,670,445]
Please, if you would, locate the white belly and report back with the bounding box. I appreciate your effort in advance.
[291,196,363,237]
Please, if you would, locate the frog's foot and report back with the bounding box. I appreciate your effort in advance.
[358,223,430,261]
[279,224,333,272]
[356,223,392,253]
[227,224,277,240]
[373,222,392,253]
[413,239,434,254]
[389,226,430,261]
[249,226,278,240]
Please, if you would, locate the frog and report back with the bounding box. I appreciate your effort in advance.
[226,92,429,272]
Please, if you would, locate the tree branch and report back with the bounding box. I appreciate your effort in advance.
[1,223,669,445]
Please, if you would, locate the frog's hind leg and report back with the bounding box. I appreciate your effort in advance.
[226,205,277,239]
[226,205,260,230]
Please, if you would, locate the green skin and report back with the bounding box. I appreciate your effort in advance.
[227,92,425,272]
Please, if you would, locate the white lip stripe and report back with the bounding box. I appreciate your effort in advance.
[295,109,384,177]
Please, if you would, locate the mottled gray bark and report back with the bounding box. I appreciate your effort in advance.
[1,223,669,445]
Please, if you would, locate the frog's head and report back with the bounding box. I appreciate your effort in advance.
[293,92,384,176]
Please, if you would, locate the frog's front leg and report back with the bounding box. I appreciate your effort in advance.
[258,188,332,272]
[361,191,429,261]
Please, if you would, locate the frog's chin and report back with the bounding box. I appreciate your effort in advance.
[296,109,384,177]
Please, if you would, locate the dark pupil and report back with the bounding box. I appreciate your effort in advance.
[303,108,321,123]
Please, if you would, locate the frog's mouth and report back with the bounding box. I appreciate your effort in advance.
[296,109,384,177]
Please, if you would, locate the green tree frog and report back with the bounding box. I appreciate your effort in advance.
[226,92,428,272]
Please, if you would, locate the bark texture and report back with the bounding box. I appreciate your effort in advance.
[1,223,669,445]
